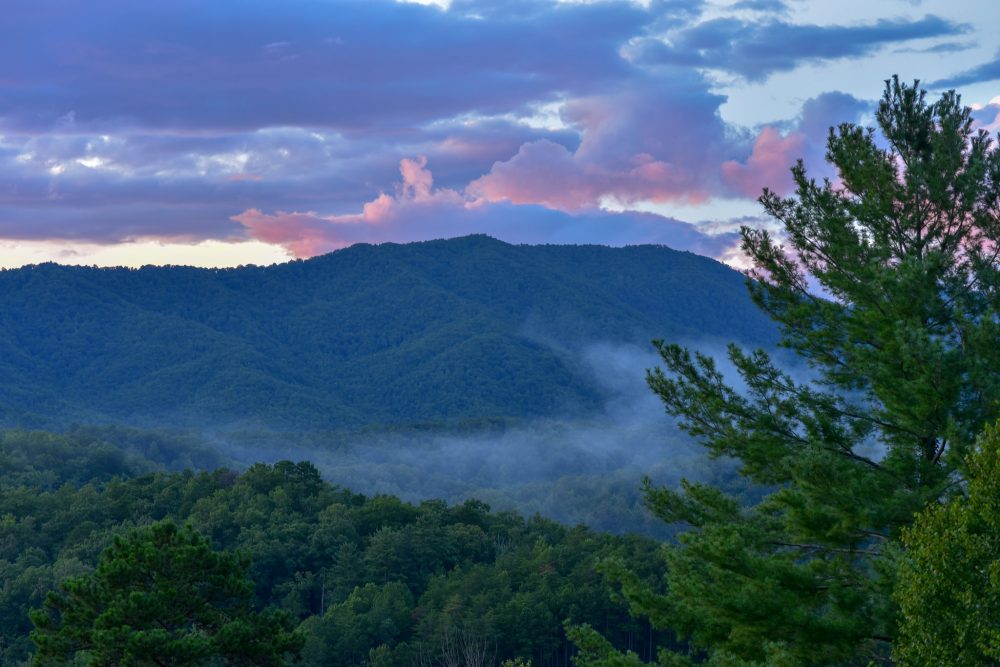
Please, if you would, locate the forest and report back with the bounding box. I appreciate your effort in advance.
[5,79,1000,666]
[0,236,774,431]
[1,428,667,666]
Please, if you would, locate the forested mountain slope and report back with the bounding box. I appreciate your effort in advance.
[0,235,772,429]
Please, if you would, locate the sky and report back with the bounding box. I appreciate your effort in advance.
[1,0,998,268]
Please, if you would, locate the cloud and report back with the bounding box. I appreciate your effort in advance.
[234,157,740,259]
[0,118,578,243]
[730,0,788,14]
[0,0,942,135]
[931,50,1000,88]
[893,40,976,55]
[721,91,869,197]
[467,76,732,210]
[0,0,703,248]
[0,0,958,263]
[632,14,968,80]
[0,0,648,134]
[971,98,1000,133]
[468,140,599,210]
[795,91,871,141]
[468,140,713,210]
[722,127,805,197]
[0,84,862,251]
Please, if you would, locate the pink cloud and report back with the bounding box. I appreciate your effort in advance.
[233,157,739,261]
[464,83,731,211]
[467,140,710,211]
[235,209,338,257]
[972,99,1000,133]
[718,92,868,199]
[233,156,470,256]
[467,140,602,211]
[232,89,867,263]
[398,156,435,201]
[721,126,806,198]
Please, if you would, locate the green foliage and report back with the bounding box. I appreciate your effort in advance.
[0,426,225,490]
[0,429,143,490]
[300,582,414,665]
[501,657,532,667]
[1,455,663,666]
[0,236,773,430]
[574,76,1000,666]
[29,520,302,666]
[566,624,656,667]
[894,422,1000,666]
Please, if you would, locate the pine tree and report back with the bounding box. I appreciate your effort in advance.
[574,77,1000,666]
[29,520,303,666]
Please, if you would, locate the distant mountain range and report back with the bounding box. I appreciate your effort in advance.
[0,235,774,430]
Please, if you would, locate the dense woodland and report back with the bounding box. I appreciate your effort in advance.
[6,79,1000,666]
[0,236,774,431]
[0,429,667,666]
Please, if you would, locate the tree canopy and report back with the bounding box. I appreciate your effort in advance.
[573,76,1000,665]
[0,236,773,431]
[2,448,664,666]
[29,520,303,666]
[894,422,1000,666]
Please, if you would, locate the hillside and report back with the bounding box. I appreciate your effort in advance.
[0,235,774,429]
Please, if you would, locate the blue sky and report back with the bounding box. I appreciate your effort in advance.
[1,0,997,266]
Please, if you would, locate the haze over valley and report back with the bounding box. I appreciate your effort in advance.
[1,235,770,534]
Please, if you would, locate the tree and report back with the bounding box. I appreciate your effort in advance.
[574,76,1000,666]
[893,421,1000,666]
[29,520,303,666]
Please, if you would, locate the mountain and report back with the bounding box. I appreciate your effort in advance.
[0,235,774,430]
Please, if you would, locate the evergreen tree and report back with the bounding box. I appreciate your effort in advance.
[29,520,303,666]
[894,421,1000,666]
[574,77,1000,665]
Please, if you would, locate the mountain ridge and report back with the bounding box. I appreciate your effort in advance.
[0,235,774,430]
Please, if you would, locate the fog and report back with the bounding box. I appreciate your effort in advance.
[217,340,746,539]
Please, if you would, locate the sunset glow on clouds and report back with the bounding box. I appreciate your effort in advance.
[232,156,742,259]
[0,0,998,266]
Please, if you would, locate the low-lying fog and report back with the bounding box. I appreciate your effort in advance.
[220,341,745,539]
